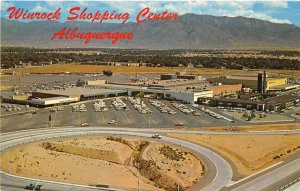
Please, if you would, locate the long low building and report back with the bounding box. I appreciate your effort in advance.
[31,97,78,107]
[207,75,288,91]
[128,88,213,104]
[32,87,128,101]
[199,94,300,111]
[200,97,266,111]
[208,84,242,96]
[31,83,213,104]
[268,84,300,91]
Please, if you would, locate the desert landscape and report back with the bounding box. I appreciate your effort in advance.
[0,135,203,191]
[167,133,300,178]
[3,63,300,77]
[189,123,300,132]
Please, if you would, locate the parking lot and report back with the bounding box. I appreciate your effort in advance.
[0,103,36,116]
[2,72,299,133]
[1,97,230,133]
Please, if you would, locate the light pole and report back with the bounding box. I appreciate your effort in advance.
[148,114,150,128]
[240,162,243,179]
[210,149,213,173]
[115,111,118,127]
[136,162,140,191]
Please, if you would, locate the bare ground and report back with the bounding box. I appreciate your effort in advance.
[166,133,300,177]
[1,136,203,191]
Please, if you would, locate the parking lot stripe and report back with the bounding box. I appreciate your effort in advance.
[122,111,131,125]
[100,112,105,124]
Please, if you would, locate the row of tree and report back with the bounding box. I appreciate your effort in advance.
[1,47,299,70]
[3,47,299,56]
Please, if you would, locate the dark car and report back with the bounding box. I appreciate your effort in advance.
[25,182,43,190]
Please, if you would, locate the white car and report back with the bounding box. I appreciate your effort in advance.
[151,134,162,139]
[81,123,89,127]
[108,120,116,124]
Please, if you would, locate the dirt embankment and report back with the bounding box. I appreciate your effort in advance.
[41,142,122,164]
[1,136,203,191]
[133,141,180,191]
[106,137,201,191]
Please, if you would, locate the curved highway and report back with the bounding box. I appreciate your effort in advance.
[0,127,233,191]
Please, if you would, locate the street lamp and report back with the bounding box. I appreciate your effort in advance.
[135,162,140,191]
[148,114,151,128]
[115,110,118,127]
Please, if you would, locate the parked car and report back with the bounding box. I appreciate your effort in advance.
[151,134,162,139]
[25,182,43,190]
[108,120,116,124]
[81,123,89,127]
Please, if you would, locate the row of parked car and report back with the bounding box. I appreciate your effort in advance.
[111,98,129,111]
[218,106,246,112]
[50,106,64,112]
[149,99,176,115]
[72,104,87,112]
[93,100,108,112]
[1,104,22,112]
[128,97,152,114]
[193,104,232,121]
[171,102,195,115]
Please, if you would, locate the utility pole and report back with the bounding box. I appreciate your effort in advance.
[240,162,243,179]
[137,162,140,191]
[148,115,150,128]
[18,76,21,87]
[210,149,213,173]
[115,111,118,127]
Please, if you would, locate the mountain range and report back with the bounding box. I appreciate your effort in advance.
[1,14,300,49]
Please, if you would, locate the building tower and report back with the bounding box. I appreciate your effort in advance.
[257,73,263,93]
[263,70,267,93]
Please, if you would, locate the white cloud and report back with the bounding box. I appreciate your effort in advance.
[76,1,88,6]
[102,2,135,14]
[103,1,206,15]
[185,0,208,8]
[102,1,291,25]
[45,0,64,10]
[45,0,61,6]
[205,7,291,24]
[262,1,289,8]
[1,1,14,9]
[31,4,48,12]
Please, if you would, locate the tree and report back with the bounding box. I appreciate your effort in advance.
[251,111,256,119]
[103,70,113,76]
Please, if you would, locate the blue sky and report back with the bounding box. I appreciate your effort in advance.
[1,1,300,26]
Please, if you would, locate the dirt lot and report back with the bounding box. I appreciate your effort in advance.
[223,111,294,122]
[4,64,299,77]
[0,84,15,90]
[1,136,203,191]
[167,133,300,178]
[2,64,239,75]
[200,123,300,131]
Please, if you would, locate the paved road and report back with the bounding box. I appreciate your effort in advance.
[2,126,300,142]
[0,127,233,191]
[285,182,300,191]
[230,158,300,191]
